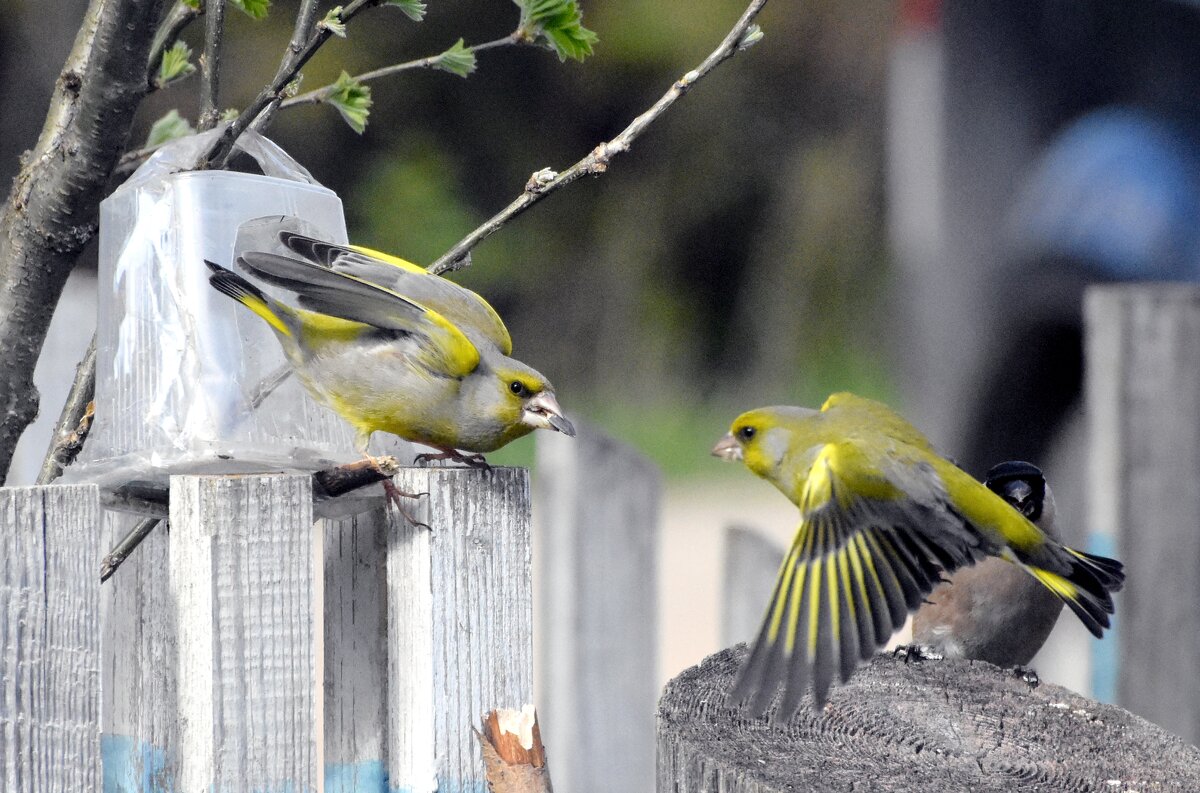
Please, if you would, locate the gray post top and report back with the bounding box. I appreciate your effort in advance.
[658,645,1200,792]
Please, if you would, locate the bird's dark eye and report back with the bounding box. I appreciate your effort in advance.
[738,426,756,441]
[510,380,528,397]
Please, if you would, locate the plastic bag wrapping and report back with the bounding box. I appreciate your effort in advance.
[67,128,410,512]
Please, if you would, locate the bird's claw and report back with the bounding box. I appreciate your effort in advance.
[1012,665,1040,687]
[893,644,944,664]
[381,479,432,531]
[414,449,492,470]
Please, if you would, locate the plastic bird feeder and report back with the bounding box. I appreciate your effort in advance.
[69,128,386,507]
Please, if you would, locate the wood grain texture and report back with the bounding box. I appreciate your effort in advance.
[100,509,178,789]
[169,474,321,793]
[535,427,660,793]
[0,484,101,792]
[323,507,388,790]
[387,466,533,793]
[658,645,1200,792]
[720,525,784,648]
[1085,285,1200,744]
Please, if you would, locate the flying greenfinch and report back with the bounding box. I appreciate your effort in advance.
[712,393,1123,717]
[205,230,575,470]
[913,461,1064,668]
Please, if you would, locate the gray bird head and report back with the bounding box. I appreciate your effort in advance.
[984,460,1056,532]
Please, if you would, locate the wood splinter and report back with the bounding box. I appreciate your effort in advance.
[478,705,553,793]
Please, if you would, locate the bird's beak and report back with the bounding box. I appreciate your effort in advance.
[1004,480,1035,517]
[523,392,576,436]
[711,433,743,462]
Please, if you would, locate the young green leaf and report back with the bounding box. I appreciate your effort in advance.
[319,6,347,37]
[327,71,372,134]
[515,0,598,62]
[145,109,195,148]
[386,0,427,21]
[157,41,196,87]
[231,0,270,20]
[181,0,201,9]
[435,38,477,78]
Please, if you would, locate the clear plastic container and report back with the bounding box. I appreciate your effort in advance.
[68,128,400,510]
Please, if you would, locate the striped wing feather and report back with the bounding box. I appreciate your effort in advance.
[730,451,994,719]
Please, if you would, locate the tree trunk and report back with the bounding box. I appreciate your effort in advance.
[0,0,165,484]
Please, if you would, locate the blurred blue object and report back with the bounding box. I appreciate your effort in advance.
[1011,107,1200,281]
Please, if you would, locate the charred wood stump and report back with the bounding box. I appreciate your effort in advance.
[657,645,1200,792]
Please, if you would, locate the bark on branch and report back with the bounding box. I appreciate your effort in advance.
[0,0,166,485]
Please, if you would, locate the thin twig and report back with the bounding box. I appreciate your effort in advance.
[250,0,324,133]
[148,1,203,90]
[100,517,160,583]
[427,0,769,275]
[198,0,227,130]
[201,0,386,168]
[36,338,97,485]
[280,34,521,110]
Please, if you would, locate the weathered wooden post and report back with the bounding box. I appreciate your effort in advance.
[657,646,1200,791]
[323,507,390,790]
[100,510,177,788]
[388,466,533,792]
[170,474,323,792]
[1085,284,1200,743]
[720,525,783,647]
[0,484,101,792]
[535,427,660,793]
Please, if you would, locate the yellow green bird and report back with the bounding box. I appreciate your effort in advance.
[206,230,575,473]
[712,392,1123,717]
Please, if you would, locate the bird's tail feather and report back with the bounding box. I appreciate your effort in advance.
[206,260,293,338]
[1022,547,1124,638]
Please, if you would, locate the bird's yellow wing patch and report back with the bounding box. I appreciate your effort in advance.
[732,441,987,717]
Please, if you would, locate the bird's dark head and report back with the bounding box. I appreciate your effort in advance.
[984,460,1046,522]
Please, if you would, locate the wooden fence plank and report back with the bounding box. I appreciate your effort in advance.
[387,467,533,793]
[535,428,660,793]
[170,474,322,793]
[0,484,100,792]
[1085,284,1200,744]
[720,525,784,648]
[100,510,178,790]
[323,508,388,792]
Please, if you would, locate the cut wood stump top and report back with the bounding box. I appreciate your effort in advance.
[658,645,1200,792]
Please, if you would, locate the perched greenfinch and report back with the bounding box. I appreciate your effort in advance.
[712,393,1123,717]
[206,231,575,469]
[913,461,1064,668]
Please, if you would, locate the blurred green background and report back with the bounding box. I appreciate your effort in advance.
[0,0,894,477]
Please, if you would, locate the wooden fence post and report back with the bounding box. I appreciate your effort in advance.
[0,484,101,792]
[658,646,1200,791]
[535,428,660,793]
[1085,284,1200,743]
[169,473,322,792]
[323,507,389,791]
[720,525,784,648]
[387,466,533,793]
[100,510,178,789]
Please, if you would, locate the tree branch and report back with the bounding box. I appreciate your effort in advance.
[0,0,166,485]
[248,0,323,133]
[36,338,97,485]
[427,0,768,275]
[198,0,227,130]
[280,34,521,110]
[200,0,386,168]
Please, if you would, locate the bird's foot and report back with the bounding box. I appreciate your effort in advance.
[893,644,944,664]
[360,454,431,530]
[1011,665,1040,688]
[414,448,492,470]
